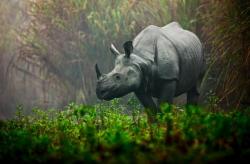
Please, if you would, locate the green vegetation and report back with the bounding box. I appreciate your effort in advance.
[1,101,249,163]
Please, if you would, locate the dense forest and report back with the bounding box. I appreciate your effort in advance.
[0,0,250,163]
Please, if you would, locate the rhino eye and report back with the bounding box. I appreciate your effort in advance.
[114,74,121,80]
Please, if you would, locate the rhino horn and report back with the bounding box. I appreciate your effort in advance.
[123,41,133,58]
[95,63,102,79]
[110,43,120,56]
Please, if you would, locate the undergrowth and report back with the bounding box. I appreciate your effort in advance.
[0,100,250,163]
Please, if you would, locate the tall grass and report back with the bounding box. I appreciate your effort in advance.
[19,0,201,105]
[16,0,173,105]
[2,0,249,115]
[200,0,250,107]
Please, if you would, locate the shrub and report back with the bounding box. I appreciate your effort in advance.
[0,102,249,163]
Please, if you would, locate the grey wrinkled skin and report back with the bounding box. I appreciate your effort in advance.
[96,22,205,114]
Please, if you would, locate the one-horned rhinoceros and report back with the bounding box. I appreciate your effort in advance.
[95,22,205,114]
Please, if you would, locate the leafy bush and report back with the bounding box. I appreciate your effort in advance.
[0,102,249,163]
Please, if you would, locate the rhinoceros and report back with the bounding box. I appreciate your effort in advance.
[95,22,205,114]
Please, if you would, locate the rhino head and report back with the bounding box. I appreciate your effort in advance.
[95,41,142,100]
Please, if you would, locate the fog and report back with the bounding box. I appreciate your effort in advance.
[0,0,249,119]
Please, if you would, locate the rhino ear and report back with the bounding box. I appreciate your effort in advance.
[110,43,120,56]
[123,41,133,58]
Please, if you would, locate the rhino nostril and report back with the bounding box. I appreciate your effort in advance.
[115,75,120,80]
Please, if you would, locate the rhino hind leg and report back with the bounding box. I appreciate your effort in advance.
[187,86,200,105]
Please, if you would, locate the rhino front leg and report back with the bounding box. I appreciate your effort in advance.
[157,80,176,107]
[135,93,160,115]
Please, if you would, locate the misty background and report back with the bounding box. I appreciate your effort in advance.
[0,0,249,119]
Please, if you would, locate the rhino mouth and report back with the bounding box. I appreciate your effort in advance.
[97,90,114,100]
[96,85,115,100]
[96,86,127,101]
[97,91,121,101]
